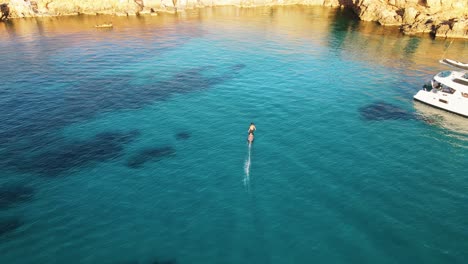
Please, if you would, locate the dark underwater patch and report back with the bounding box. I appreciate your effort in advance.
[0,217,22,237]
[0,64,243,162]
[127,146,176,169]
[0,90,67,149]
[9,130,140,177]
[115,258,176,264]
[151,259,177,264]
[359,101,415,121]
[61,64,242,117]
[231,63,246,71]
[0,64,244,176]
[34,130,139,176]
[175,132,191,140]
[0,185,35,210]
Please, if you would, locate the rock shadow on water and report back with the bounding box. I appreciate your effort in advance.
[0,217,22,237]
[127,146,176,169]
[15,130,140,177]
[0,185,35,210]
[175,131,191,140]
[359,101,415,121]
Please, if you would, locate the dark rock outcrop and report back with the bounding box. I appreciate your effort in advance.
[0,3,9,20]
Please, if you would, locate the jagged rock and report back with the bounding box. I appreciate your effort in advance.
[377,9,402,25]
[139,10,152,15]
[436,24,451,37]
[135,0,144,10]
[354,0,381,21]
[401,19,434,35]
[448,19,468,38]
[402,6,418,24]
[434,18,468,38]
[426,0,442,9]
[0,3,10,20]
[323,0,340,7]
[389,0,418,6]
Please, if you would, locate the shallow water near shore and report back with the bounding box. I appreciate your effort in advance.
[0,6,467,264]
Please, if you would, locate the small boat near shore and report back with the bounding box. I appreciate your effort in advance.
[413,59,468,118]
[94,23,113,28]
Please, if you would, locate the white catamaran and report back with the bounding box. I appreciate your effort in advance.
[413,59,468,118]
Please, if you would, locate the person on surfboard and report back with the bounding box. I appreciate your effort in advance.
[248,122,256,134]
[247,123,255,143]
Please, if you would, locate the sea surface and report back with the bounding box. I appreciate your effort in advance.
[0,6,467,264]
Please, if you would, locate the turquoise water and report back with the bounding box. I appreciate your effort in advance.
[0,6,467,264]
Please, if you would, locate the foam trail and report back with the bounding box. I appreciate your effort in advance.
[243,142,251,191]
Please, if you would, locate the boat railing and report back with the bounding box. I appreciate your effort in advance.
[440,59,468,71]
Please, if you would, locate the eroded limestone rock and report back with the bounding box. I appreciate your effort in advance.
[402,6,418,24]
[434,18,468,38]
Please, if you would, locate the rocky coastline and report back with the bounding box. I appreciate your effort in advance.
[0,0,467,38]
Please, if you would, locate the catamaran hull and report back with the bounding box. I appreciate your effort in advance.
[440,59,468,71]
[413,90,468,118]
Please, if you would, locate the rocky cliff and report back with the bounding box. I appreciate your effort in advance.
[0,0,467,38]
[348,0,467,38]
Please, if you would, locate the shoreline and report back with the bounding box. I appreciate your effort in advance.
[0,1,467,39]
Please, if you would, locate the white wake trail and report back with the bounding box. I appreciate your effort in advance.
[243,143,251,191]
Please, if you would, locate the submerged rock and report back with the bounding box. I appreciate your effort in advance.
[175,132,191,140]
[231,63,246,71]
[0,185,35,209]
[0,63,244,177]
[127,146,176,168]
[359,101,415,121]
[0,218,22,236]
[13,130,140,177]
[114,258,177,264]
[151,259,177,264]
